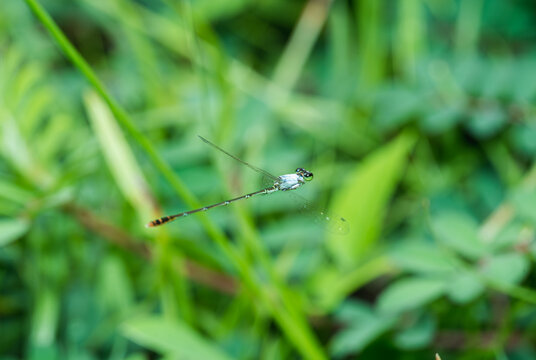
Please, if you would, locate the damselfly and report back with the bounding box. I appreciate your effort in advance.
[146,136,348,233]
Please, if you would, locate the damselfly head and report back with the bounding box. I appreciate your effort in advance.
[296,168,313,181]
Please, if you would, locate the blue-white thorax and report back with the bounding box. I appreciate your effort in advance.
[276,168,313,191]
[277,173,304,191]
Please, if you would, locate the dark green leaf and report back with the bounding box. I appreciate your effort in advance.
[509,123,536,158]
[330,301,395,357]
[420,102,464,134]
[393,314,435,349]
[466,105,506,139]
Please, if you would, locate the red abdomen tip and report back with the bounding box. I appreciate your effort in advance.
[146,216,170,228]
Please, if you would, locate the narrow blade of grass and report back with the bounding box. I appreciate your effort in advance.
[84,90,155,222]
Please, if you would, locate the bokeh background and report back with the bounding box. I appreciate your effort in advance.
[2,0,536,359]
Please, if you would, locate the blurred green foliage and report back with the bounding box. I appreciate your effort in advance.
[1,0,536,359]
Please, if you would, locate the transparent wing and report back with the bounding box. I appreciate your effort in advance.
[315,209,350,235]
[199,136,279,181]
[287,191,349,235]
[260,174,349,235]
[261,174,279,188]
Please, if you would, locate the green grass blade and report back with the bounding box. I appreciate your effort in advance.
[84,91,154,222]
[22,2,326,357]
[122,316,233,360]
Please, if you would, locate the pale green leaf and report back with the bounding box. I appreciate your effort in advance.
[30,289,59,347]
[84,91,154,222]
[481,252,529,285]
[389,241,459,275]
[377,277,447,314]
[0,217,30,246]
[432,212,488,259]
[0,115,53,187]
[0,179,34,204]
[122,316,233,360]
[510,187,536,223]
[329,131,416,268]
[446,271,484,304]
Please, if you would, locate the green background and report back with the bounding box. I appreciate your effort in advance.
[1,0,536,359]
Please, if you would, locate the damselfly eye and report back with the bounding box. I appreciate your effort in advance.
[297,168,313,181]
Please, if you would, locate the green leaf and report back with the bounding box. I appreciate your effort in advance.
[490,220,527,252]
[193,0,252,20]
[329,131,416,268]
[432,212,488,259]
[509,187,536,223]
[0,179,34,204]
[97,255,134,315]
[420,102,464,134]
[481,253,529,285]
[30,288,59,348]
[377,277,447,314]
[393,314,435,350]
[0,217,29,246]
[0,116,53,186]
[509,123,536,157]
[512,61,536,102]
[310,256,394,311]
[330,319,393,357]
[481,60,512,99]
[466,105,506,139]
[373,87,424,131]
[122,316,233,360]
[330,301,395,357]
[446,271,484,304]
[389,241,459,275]
[28,344,59,360]
[335,300,379,324]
